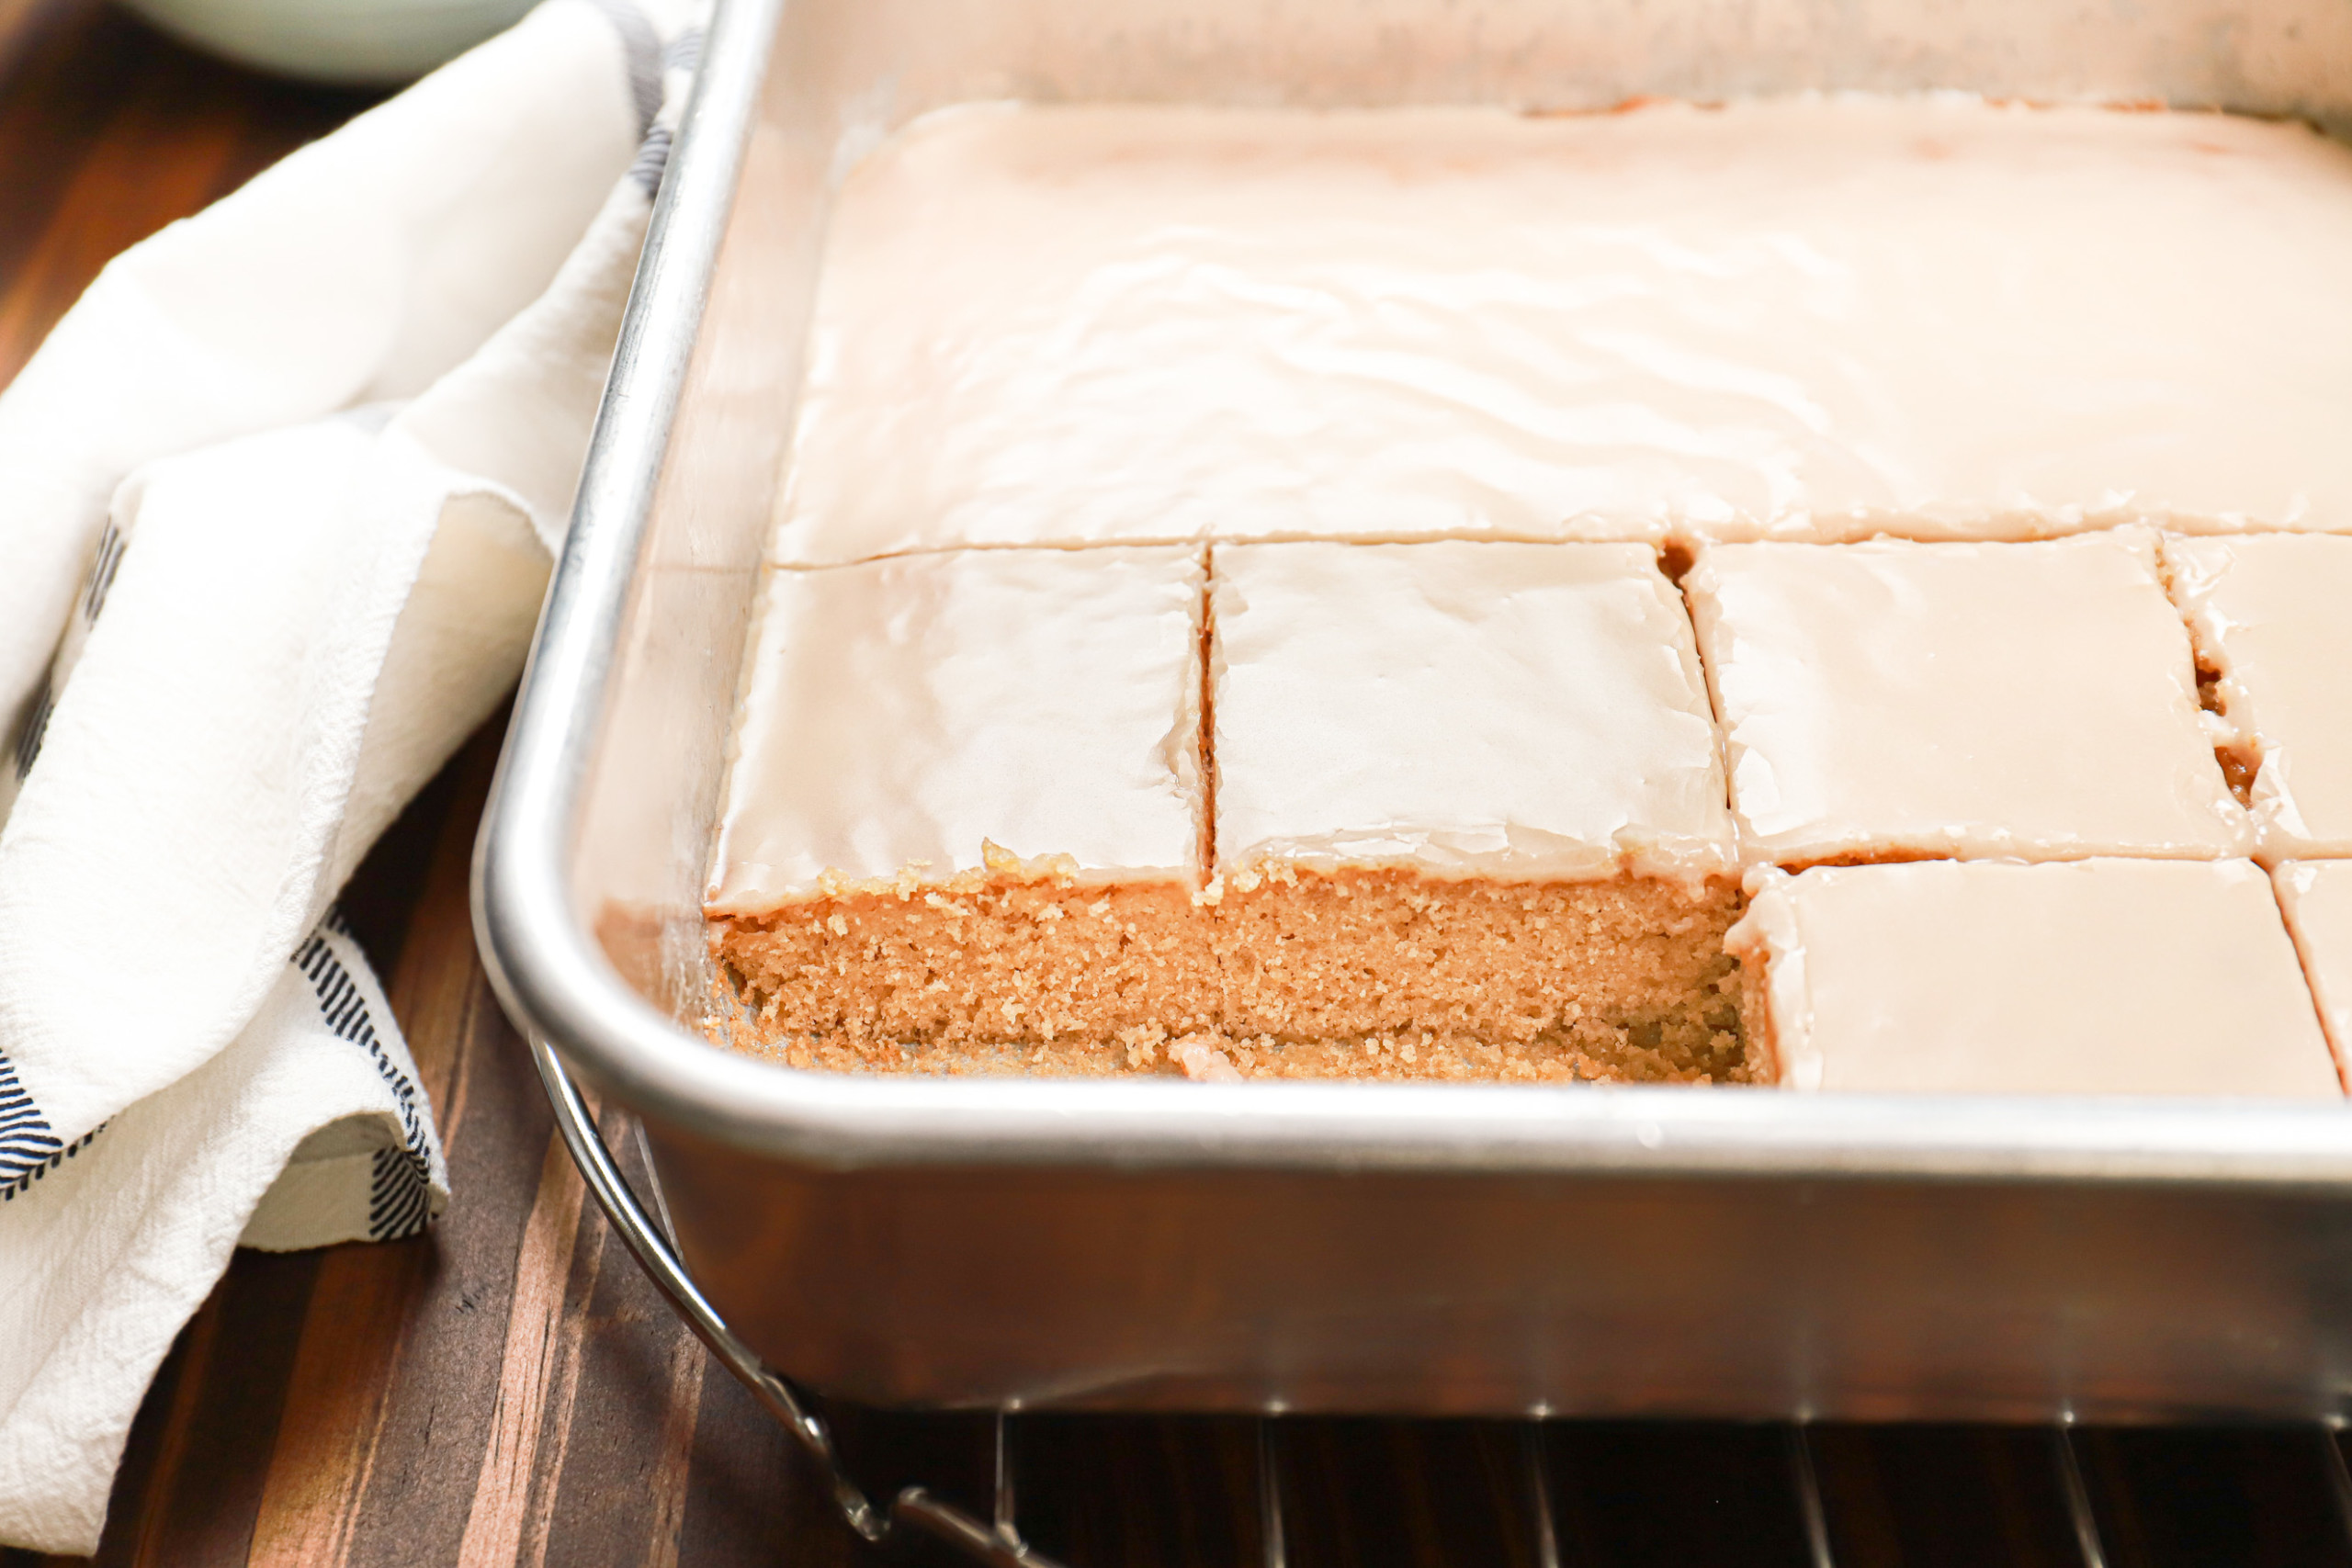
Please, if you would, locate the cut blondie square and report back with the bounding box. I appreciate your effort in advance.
[705,547,1216,1075]
[1685,528,2251,867]
[2271,862,2352,1089]
[1729,859,2339,1096]
[1205,540,1754,1085]
[2165,533,2352,858]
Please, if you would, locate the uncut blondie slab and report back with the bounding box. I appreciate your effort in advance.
[774,99,2352,569]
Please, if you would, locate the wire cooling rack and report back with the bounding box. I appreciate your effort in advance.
[809,1403,2352,1567]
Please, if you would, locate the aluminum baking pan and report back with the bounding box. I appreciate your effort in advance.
[476,0,2352,1425]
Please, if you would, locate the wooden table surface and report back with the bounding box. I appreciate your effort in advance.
[13,7,2352,1564]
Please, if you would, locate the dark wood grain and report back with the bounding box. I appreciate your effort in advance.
[10,5,2352,1565]
[0,0,377,386]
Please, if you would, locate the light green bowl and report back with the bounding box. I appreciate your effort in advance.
[117,0,534,84]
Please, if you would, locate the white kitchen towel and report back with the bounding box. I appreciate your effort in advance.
[0,0,695,1550]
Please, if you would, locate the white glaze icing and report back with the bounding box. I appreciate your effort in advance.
[706,547,1204,912]
[1686,528,2249,865]
[771,98,2352,567]
[2165,534,2352,859]
[1732,860,2340,1096]
[1209,540,1734,881]
[2273,861,2352,1088]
